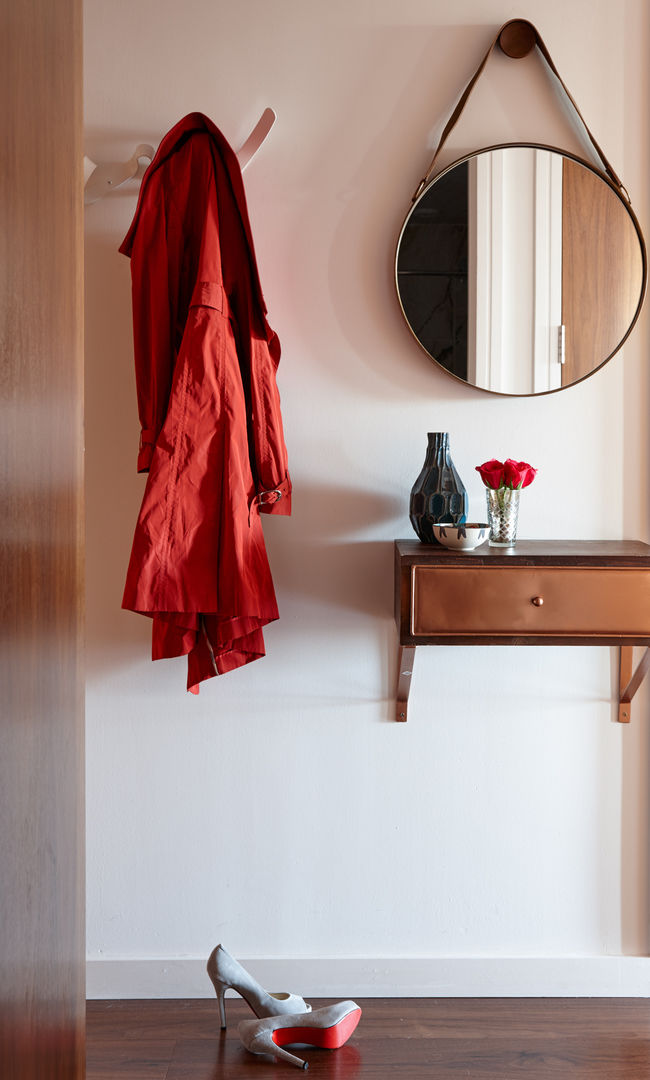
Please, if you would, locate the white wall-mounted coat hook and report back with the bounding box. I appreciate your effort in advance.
[236,107,276,171]
[84,109,276,205]
[84,144,154,205]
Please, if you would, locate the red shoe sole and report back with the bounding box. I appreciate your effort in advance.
[272,1008,362,1050]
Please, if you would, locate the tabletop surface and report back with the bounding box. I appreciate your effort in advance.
[395,539,650,564]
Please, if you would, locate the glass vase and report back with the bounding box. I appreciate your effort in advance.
[486,487,520,547]
[410,432,468,544]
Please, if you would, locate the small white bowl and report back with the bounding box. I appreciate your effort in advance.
[432,522,489,551]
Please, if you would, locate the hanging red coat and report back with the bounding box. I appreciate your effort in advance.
[120,113,291,693]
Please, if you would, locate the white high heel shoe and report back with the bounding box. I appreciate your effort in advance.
[238,999,362,1070]
[206,944,311,1029]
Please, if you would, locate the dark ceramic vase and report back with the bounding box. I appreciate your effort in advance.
[410,432,468,544]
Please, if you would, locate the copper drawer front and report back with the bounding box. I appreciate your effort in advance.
[411,566,650,637]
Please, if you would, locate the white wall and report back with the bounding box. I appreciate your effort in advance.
[84,0,650,997]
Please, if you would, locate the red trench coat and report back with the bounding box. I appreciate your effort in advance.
[120,113,291,692]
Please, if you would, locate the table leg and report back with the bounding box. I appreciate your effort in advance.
[396,645,416,722]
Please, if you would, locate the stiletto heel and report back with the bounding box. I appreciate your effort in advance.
[269,1043,309,1070]
[238,1000,362,1070]
[238,1020,308,1069]
[215,984,227,1030]
[206,944,311,1028]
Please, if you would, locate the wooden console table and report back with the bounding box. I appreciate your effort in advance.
[394,539,650,722]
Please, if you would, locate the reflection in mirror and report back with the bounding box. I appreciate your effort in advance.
[396,147,645,395]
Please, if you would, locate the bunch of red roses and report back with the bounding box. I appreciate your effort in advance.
[476,458,537,490]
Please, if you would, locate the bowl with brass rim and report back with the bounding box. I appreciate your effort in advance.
[433,522,489,551]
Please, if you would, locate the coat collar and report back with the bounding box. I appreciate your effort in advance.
[119,113,268,315]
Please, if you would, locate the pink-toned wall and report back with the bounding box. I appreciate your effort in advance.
[84,0,650,997]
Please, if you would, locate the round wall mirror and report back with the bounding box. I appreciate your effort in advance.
[395,145,646,396]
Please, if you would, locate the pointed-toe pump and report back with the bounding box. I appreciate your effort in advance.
[206,944,311,1029]
[238,999,362,1070]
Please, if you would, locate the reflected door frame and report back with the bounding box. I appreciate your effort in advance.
[468,147,563,394]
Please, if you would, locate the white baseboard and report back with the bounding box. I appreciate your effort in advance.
[86,956,650,999]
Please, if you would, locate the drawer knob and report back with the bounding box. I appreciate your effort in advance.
[531,596,544,607]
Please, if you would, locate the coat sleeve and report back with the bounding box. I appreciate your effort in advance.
[248,328,292,516]
[127,183,179,473]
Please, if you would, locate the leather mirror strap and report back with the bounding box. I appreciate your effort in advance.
[412,24,504,201]
[532,24,625,193]
[413,19,627,202]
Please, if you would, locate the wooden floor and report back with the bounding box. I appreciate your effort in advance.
[86,997,650,1079]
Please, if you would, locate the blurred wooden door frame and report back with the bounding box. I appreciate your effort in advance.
[0,2,85,1078]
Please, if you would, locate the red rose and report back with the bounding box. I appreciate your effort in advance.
[476,459,505,489]
[503,458,537,489]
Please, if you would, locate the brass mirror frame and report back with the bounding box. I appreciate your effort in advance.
[395,141,648,398]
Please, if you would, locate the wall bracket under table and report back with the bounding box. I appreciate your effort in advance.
[619,646,650,723]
